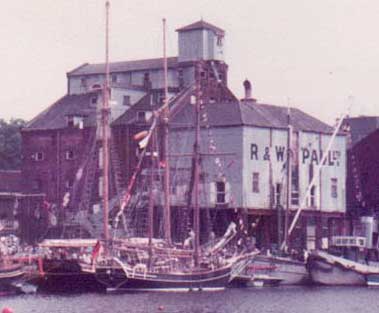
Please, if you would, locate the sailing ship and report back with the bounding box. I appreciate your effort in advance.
[94,17,256,292]
[28,239,104,292]
[25,2,113,293]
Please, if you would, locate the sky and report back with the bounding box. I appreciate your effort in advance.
[1,0,379,124]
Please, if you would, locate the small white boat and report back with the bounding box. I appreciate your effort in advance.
[307,236,379,286]
[248,254,309,285]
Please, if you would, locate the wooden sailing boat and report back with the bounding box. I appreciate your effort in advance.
[94,19,255,292]
[26,1,114,293]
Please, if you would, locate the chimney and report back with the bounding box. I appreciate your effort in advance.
[242,79,256,103]
[243,79,252,99]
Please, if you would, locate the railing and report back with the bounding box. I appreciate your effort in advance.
[331,236,366,248]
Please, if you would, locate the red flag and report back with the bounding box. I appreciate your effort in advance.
[91,241,101,263]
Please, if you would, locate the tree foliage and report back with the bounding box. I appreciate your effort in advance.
[0,118,26,170]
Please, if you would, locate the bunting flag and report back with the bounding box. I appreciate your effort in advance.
[62,192,70,208]
[138,135,150,149]
[91,240,101,263]
[75,167,83,181]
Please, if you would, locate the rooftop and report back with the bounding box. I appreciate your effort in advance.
[67,57,179,77]
[24,92,99,131]
[171,98,335,134]
[176,20,225,35]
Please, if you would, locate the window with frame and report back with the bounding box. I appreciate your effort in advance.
[67,115,84,129]
[216,181,226,204]
[331,178,338,198]
[80,77,87,87]
[90,96,98,106]
[310,186,316,207]
[274,183,282,207]
[33,152,44,161]
[216,35,224,46]
[137,111,146,122]
[65,179,73,189]
[111,74,118,83]
[123,95,131,106]
[291,168,299,205]
[65,150,74,160]
[252,172,259,193]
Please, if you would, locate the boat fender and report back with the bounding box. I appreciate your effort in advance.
[158,306,165,311]
[2,307,14,313]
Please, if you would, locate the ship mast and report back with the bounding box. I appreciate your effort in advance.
[102,0,111,254]
[148,135,155,268]
[162,18,172,245]
[193,62,202,266]
[283,102,292,251]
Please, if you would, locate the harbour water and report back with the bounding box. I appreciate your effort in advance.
[2,286,379,313]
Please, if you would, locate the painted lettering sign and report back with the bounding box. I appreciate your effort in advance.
[250,144,341,166]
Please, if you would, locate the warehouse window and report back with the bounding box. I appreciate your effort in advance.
[32,152,44,161]
[123,95,131,106]
[310,186,316,207]
[65,150,74,160]
[67,115,84,129]
[216,181,226,204]
[80,77,87,86]
[274,183,282,207]
[331,178,338,198]
[90,96,98,106]
[65,179,73,189]
[137,111,146,122]
[252,172,259,193]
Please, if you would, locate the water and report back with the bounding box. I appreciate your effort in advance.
[1,286,379,313]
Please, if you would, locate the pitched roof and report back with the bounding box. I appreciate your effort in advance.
[176,20,225,35]
[67,57,179,76]
[24,92,99,131]
[171,99,334,133]
[239,100,335,133]
[111,94,160,126]
[0,170,21,193]
[112,86,195,127]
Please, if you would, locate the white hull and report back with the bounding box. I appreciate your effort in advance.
[307,250,379,286]
[249,255,308,285]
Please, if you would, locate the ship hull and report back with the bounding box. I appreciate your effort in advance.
[0,264,24,291]
[96,264,231,292]
[307,251,367,286]
[248,255,308,285]
[30,259,105,293]
[367,274,379,286]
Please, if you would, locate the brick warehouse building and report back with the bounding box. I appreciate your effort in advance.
[20,20,347,248]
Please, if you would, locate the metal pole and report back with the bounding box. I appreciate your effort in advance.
[162,18,171,245]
